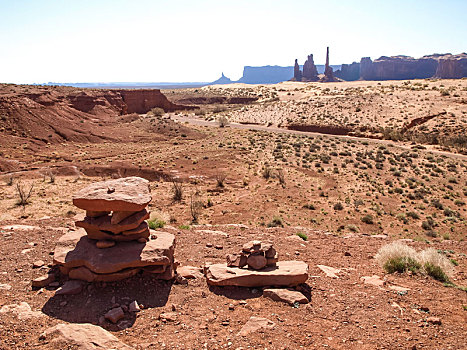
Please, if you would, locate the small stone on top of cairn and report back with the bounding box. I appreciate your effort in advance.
[227,240,278,270]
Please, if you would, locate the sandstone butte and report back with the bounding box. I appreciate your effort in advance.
[53,228,175,274]
[205,261,308,287]
[72,176,152,212]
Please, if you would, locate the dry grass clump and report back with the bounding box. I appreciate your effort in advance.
[419,248,454,282]
[375,242,420,273]
[375,242,454,282]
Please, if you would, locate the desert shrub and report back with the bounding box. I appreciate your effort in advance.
[171,179,183,202]
[16,181,34,207]
[454,199,465,207]
[376,243,455,281]
[215,173,226,188]
[347,224,359,232]
[376,242,420,273]
[424,263,450,282]
[217,115,229,128]
[179,225,190,230]
[333,202,344,211]
[275,169,286,187]
[419,248,454,282]
[361,215,374,224]
[150,107,165,116]
[406,211,420,220]
[262,165,273,179]
[190,192,203,223]
[296,232,308,241]
[267,216,284,228]
[147,218,165,229]
[303,203,315,210]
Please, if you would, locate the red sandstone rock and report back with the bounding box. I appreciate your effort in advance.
[177,266,203,279]
[85,227,150,242]
[237,316,275,336]
[68,266,140,282]
[105,307,124,324]
[72,177,151,212]
[55,280,84,295]
[263,288,309,305]
[96,240,115,249]
[247,254,267,270]
[111,211,138,225]
[32,273,56,288]
[86,210,110,218]
[75,209,149,234]
[44,323,134,350]
[53,229,175,274]
[205,261,308,287]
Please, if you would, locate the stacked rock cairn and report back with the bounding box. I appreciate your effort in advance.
[53,177,176,282]
[226,240,278,270]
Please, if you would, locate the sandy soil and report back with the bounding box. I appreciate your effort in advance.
[0,81,466,349]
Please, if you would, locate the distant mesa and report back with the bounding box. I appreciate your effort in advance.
[335,52,467,81]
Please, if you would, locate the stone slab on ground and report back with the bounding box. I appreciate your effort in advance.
[44,323,134,350]
[0,302,43,320]
[237,316,276,336]
[317,264,341,278]
[205,261,308,287]
[72,176,151,212]
[263,288,309,305]
[53,228,175,274]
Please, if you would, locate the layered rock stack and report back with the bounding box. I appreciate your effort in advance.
[53,177,176,282]
[226,240,278,270]
[205,240,308,287]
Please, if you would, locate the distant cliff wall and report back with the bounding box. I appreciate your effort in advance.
[337,53,467,81]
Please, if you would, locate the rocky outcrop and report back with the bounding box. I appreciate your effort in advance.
[118,89,188,113]
[360,55,438,80]
[335,53,467,81]
[335,62,360,81]
[433,53,467,78]
[293,59,302,81]
[302,54,319,81]
[0,84,196,144]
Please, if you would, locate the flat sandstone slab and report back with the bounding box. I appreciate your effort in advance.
[205,261,308,287]
[54,228,175,274]
[73,177,151,212]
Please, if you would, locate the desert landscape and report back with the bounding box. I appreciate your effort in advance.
[0,77,466,349]
[1,1,466,349]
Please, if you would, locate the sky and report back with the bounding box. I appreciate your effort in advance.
[0,0,466,83]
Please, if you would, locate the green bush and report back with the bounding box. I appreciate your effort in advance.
[296,232,308,241]
[383,257,421,274]
[147,218,165,229]
[361,215,374,224]
[424,262,450,282]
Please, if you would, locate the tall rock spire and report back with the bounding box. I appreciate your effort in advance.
[321,46,337,82]
[293,59,302,81]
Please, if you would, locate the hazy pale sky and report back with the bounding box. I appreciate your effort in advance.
[1,0,466,83]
